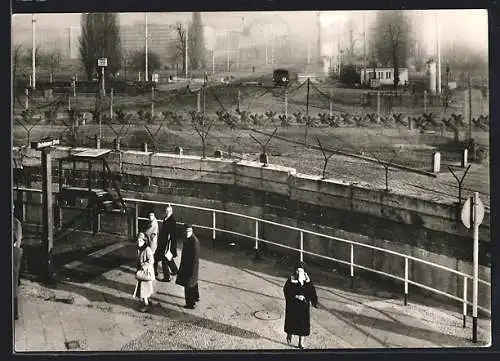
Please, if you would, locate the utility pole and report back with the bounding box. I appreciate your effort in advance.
[212,49,215,75]
[185,19,189,79]
[436,11,441,94]
[468,76,472,140]
[145,13,149,82]
[363,12,367,85]
[227,30,231,71]
[271,24,275,65]
[317,11,322,65]
[305,78,310,145]
[32,14,36,90]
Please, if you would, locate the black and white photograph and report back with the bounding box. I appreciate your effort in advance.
[11,8,492,351]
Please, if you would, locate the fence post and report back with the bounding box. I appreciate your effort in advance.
[350,244,354,288]
[212,211,216,248]
[134,202,139,236]
[300,231,304,262]
[376,91,381,122]
[254,219,260,260]
[424,90,428,113]
[110,88,114,119]
[284,88,288,118]
[25,88,29,110]
[463,275,468,328]
[404,257,409,305]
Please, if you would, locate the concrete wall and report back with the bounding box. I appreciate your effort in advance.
[13,146,491,311]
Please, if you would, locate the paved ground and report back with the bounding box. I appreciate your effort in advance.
[13,238,491,352]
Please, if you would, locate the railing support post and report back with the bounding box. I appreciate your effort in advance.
[300,231,304,262]
[350,244,354,289]
[404,257,409,306]
[254,220,261,260]
[134,202,139,236]
[212,211,216,248]
[463,275,468,328]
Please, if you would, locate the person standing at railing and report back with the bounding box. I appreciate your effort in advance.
[145,212,159,255]
[154,205,179,282]
[13,216,23,321]
[176,224,200,309]
[283,261,318,349]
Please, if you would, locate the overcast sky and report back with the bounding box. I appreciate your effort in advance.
[12,9,488,55]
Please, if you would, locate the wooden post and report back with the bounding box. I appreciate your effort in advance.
[110,88,114,119]
[41,148,55,283]
[151,86,154,118]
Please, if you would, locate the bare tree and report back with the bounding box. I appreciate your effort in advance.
[371,11,413,90]
[190,111,214,158]
[173,22,187,74]
[46,49,62,83]
[345,18,357,64]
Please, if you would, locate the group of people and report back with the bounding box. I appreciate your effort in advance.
[12,202,320,348]
[132,203,319,348]
[132,205,200,313]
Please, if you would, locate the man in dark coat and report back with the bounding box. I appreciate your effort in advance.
[175,224,200,309]
[283,261,318,349]
[13,217,23,320]
[154,205,179,282]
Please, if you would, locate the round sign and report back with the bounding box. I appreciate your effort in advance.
[461,196,485,229]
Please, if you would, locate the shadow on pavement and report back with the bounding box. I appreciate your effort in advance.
[54,275,290,346]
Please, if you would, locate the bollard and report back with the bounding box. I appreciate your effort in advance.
[115,137,121,151]
[142,142,148,153]
[433,152,441,173]
[462,148,468,168]
[175,146,183,156]
[95,135,101,149]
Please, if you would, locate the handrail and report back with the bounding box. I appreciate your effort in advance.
[14,187,491,316]
[128,197,490,286]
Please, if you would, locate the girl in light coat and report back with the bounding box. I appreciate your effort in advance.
[133,232,156,312]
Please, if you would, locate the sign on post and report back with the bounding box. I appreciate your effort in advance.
[461,192,484,344]
[461,195,485,229]
[97,58,108,67]
[31,137,60,150]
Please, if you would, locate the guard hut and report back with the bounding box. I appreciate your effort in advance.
[56,149,127,234]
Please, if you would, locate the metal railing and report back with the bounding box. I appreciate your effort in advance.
[13,188,491,320]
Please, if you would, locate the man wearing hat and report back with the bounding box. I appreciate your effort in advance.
[154,205,179,282]
[175,224,200,309]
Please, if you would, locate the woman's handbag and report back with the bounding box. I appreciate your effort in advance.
[136,268,155,282]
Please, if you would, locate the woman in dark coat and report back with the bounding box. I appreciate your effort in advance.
[283,261,318,349]
[154,205,178,282]
[175,224,200,309]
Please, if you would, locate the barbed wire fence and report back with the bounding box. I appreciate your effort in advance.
[12,79,489,200]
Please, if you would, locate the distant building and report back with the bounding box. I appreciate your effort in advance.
[360,67,409,87]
